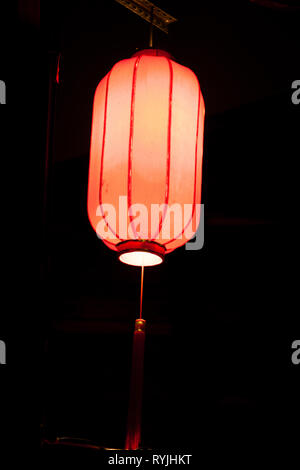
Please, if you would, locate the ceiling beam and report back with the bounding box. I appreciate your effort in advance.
[115,0,177,33]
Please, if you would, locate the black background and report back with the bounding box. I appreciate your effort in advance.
[0,0,299,465]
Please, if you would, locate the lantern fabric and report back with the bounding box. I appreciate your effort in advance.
[88,49,205,265]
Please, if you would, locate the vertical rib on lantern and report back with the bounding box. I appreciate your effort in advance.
[125,319,146,450]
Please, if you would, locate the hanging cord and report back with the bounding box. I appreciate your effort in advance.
[139,265,144,319]
[149,6,154,47]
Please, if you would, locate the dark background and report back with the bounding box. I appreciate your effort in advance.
[0,0,299,464]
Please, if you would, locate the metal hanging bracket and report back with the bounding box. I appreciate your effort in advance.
[115,0,177,34]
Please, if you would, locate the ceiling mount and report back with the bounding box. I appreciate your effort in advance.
[115,0,177,34]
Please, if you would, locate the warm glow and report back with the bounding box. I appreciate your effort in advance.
[119,251,163,267]
[88,49,205,259]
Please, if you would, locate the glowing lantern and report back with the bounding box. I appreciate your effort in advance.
[88,49,205,266]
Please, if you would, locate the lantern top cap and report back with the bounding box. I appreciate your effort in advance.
[132,48,172,59]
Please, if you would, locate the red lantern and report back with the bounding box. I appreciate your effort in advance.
[88,49,205,266]
[87,48,205,450]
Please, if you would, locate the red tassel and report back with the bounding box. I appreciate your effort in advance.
[125,319,146,450]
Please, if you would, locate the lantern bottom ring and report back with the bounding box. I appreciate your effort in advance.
[117,240,165,267]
